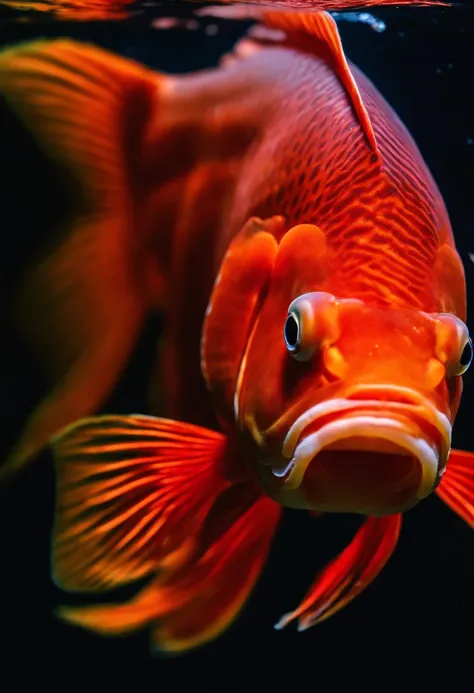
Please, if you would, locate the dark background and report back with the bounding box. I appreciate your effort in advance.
[0,2,473,688]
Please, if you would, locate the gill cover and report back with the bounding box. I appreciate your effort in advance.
[201,219,331,428]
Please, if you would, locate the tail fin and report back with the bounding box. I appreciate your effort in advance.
[0,40,170,481]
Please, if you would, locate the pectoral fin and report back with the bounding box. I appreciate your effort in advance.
[50,412,280,653]
[50,414,233,592]
[436,449,474,529]
[57,492,280,654]
[275,514,402,631]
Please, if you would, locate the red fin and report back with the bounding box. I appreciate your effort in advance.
[436,449,474,529]
[51,415,231,592]
[201,216,284,423]
[275,514,402,631]
[0,40,168,480]
[198,7,378,154]
[151,492,280,653]
[255,10,379,154]
[54,460,280,653]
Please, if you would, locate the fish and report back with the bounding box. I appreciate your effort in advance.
[0,7,472,654]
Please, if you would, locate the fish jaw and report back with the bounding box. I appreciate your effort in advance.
[269,385,451,515]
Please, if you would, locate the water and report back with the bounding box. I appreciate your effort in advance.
[0,0,472,686]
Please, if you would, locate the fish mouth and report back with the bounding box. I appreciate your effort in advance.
[272,385,451,515]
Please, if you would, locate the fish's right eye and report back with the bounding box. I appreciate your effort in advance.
[284,312,300,352]
[285,292,340,363]
[284,308,316,362]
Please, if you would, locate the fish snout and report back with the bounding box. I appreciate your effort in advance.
[272,385,451,515]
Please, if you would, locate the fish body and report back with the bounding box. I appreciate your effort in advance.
[0,7,472,653]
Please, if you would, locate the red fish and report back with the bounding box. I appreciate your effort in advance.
[0,8,472,654]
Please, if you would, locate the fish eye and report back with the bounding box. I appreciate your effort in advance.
[434,314,472,378]
[284,292,339,363]
[284,312,300,352]
[283,307,316,362]
[457,337,473,375]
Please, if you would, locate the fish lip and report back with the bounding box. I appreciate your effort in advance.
[272,385,452,503]
[273,415,439,502]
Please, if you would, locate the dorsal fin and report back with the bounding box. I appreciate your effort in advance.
[262,11,378,153]
[197,7,379,155]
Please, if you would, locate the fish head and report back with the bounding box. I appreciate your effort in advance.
[237,289,472,516]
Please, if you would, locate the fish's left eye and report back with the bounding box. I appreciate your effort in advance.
[434,314,472,378]
[457,337,473,375]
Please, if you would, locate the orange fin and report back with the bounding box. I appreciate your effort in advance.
[53,428,280,653]
[0,40,168,480]
[197,7,378,154]
[57,580,163,636]
[436,449,474,529]
[50,414,231,592]
[275,514,401,631]
[201,216,284,423]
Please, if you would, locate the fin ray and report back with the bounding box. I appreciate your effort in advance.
[51,414,230,592]
[57,492,280,654]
